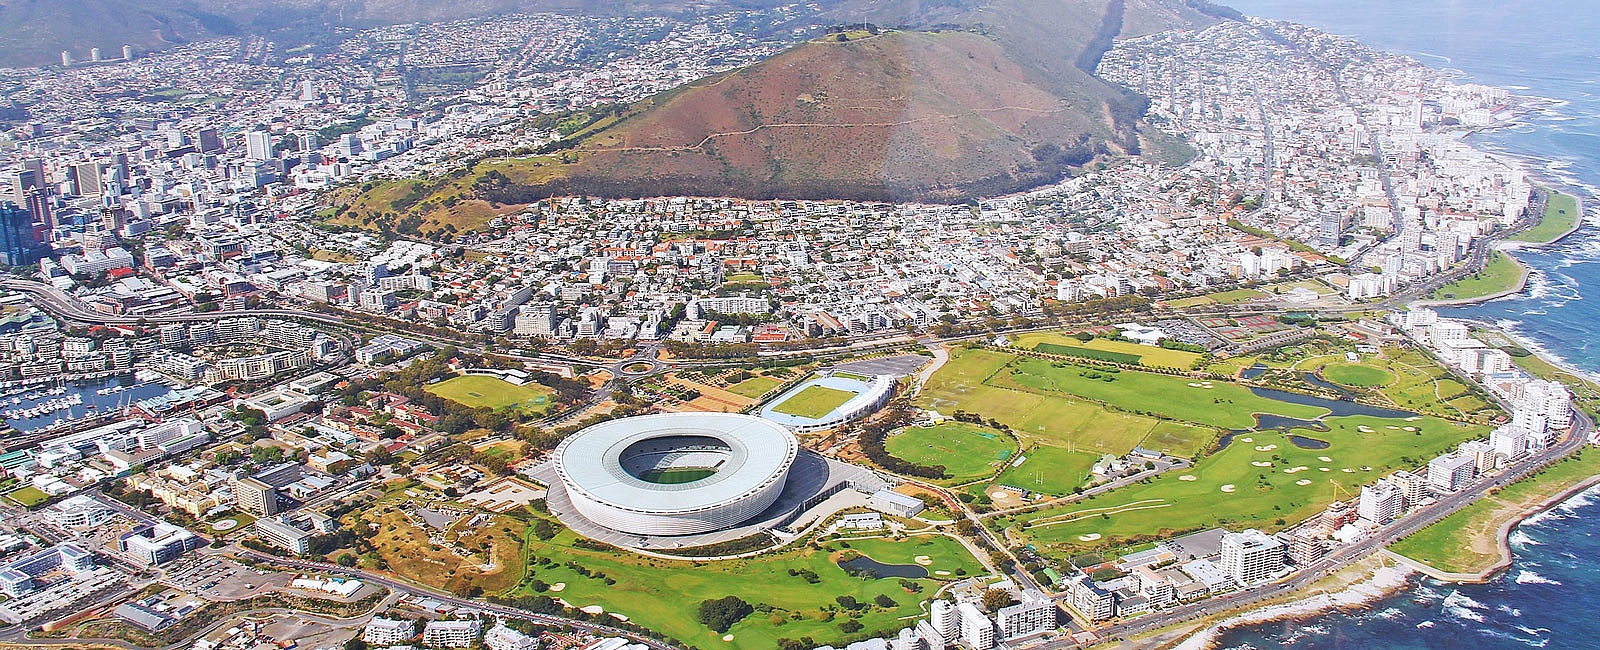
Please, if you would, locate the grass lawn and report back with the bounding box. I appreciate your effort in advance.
[1389,450,1600,574]
[1167,288,1268,308]
[1432,251,1526,300]
[1139,421,1220,458]
[6,486,48,507]
[994,446,1099,495]
[638,467,719,484]
[1006,414,1489,557]
[1509,191,1581,243]
[885,423,1017,484]
[771,385,859,419]
[915,349,1161,456]
[510,524,985,650]
[1012,332,1201,368]
[726,375,784,399]
[427,375,557,415]
[992,357,1326,430]
[1321,363,1395,387]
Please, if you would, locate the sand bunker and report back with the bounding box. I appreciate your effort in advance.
[1078,533,1103,541]
[935,570,951,576]
[723,635,735,642]
[914,556,933,566]
[1284,466,1308,474]
[1240,437,1254,443]
[549,583,566,592]
[1254,444,1278,451]
[581,605,604,615]
[1341,468,1356,473]
[1220,484,1236,493]
[1296,479,1313,486]
[1319,467,1331,472]
[1188,382,1203,387]
[1357,426,1375,433]
[1318,456,1333,462]
[1179,475,1198,481]
[1252,461,1273,467]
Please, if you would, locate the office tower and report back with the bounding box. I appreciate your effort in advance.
[245,131,273,160]
[122,44,134,60]
[197,127,223,153]
[90,47,102,62]
[25,189,55,231]
[297,133,319,152]
[0,202,40,266]
[72,161,105,197]
[61,51,73,67]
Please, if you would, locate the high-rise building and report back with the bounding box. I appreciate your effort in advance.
[197,128,223,153]
[1427,452,1476,493]
[245,131,273,160]
[422,620,482,648]
[233,477,280,516]
[0,202,40,266]
[122,44,134,60]
[363,617,415,645]
[484,622,538,650]
[60,50,73,67]
[997,593,1058,639]
[930,599,957,639]
[1219,529,1285,585]
[957,602,996,650]
[72,161,105,197]
[1358,480,1404,524]
[1391,470,1428,507]
[90,47,102,62]
[1068,577,1116,621]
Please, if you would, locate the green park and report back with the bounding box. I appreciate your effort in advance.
[771,384,859,419]
[426,374,558,415]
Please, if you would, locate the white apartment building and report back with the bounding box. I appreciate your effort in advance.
[1358,480,1404,524]
[363,617,415,646]
[484,622,539,650]
[423,619,482,648]
[957,602,996,650]
[1427,452,1476,492]
[996,593,1058,639]
[1219,529,1285,585]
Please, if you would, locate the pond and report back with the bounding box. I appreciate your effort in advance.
[1299,372,1355,398]
[1287,434,1332,449]
[838,555,928,579]
[1248,386,1415,419]
[1240,364,1270,380]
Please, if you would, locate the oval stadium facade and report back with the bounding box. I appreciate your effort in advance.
[550,412,799,536]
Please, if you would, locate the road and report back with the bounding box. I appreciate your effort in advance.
[225,547,675,650]
[1041,408,1594,648]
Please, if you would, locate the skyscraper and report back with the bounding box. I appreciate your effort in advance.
[72,161,105,197]
[196,128,223,153]
[0,202,40,266]
[245,131,273,160]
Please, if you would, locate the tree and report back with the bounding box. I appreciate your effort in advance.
[873,594,896,608]
[344,639,370,650]
[839,619,863,634]
[981,588,1017,612]
[697,596,754,633]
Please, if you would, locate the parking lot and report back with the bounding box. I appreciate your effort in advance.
[163,555,286,600]
[829,354,929,378]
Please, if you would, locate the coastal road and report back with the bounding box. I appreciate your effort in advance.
[1045,409,1594,648]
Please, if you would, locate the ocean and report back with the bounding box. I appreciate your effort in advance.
[1224,0,1600,377]
[1202,1,1600,647]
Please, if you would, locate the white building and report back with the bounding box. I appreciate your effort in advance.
[957,602,996,650]
[423,619,482,648]
[1219,529,1285,585]
[997,592,1057,639]
[484,622,539,650]
[1427,452,1476,492]
[363,617,415,645]
[930,599,957,640]
[1358,480,1404,524]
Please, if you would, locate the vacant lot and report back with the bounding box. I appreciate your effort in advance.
[771,385,858,419]
[885,423,1017,484]
[427,375,557,415]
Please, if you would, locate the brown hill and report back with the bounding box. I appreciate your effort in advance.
[333,0,1227,234]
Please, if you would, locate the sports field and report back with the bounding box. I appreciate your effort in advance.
[510,523,986,650]
[885,423,1017,484]
[726,375,784,398]
[1138,421,1219,458]
[5,486,47,507]
[770,385,858,419]
[1006,414,1489,556]
[1321,363,1395,387]
[994,446,1099,495]
[427,375,556,415]
[638,467,718,484]
[1166,288,1268,308]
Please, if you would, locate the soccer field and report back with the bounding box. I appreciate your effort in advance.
[426,375,557,415]
[770,385,858,419]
